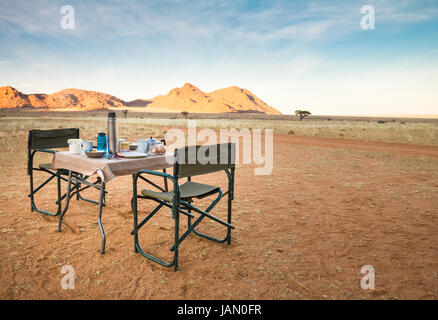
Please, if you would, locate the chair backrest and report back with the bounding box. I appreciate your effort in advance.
[174,143,236,178]
[28,128,79,150]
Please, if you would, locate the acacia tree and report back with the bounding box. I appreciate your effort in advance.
[122,109,128,118]
[295,110,311,121]
[181,111,189,119]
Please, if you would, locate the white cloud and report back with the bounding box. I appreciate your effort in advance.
[1,0,437,42]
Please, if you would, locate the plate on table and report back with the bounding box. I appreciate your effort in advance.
[117,151,148,159]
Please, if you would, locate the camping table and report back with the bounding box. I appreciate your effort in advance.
[52,151,175,254]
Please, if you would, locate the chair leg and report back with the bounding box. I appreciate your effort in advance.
[28,149,62,216]
[173,199,180,272]
[187,179,191,230]
[76,174,102,206]
[131,179,179,269]
[227,186,232,245]
[130,203,163,235]
[133,197,139,254]
[228,168,235,245]
[187,213,192,231]
[29,165,35,213]
[29,167,99,217]
[29,168,62,217]
[187,200,192,231]
[170,191,228,251]
[190,185,234,245]
[170,213,205,251]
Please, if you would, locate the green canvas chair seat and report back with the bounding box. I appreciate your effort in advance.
[132,142,236,271]
[141,181,219,202]
[39,163,53,170]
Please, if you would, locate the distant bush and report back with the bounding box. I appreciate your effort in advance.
[288,130,295,135]
[377,120,385,124]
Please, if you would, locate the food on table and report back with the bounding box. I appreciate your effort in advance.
[151,143,166,155]
[119,142,130,152]
[129,143,138,151]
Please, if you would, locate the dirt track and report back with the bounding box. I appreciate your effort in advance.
[277,135,438,158]
[0,134,437,299]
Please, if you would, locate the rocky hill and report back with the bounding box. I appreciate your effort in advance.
[0,83,281,114]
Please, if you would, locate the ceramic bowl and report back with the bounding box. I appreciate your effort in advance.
[85,151,105,158]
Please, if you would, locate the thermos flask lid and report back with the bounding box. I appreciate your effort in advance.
[98,132,106,136]
[108,112,116,118]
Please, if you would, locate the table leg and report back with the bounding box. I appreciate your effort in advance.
[57,170,72,232]
[97,181,106,254]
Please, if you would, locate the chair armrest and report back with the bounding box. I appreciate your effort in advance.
[134,169,175,183]
[32,148,56,155]
[133,170,177,200]
[28,148,55,175]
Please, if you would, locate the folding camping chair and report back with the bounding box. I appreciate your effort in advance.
[28,128,102,216]
[131,143,236,271]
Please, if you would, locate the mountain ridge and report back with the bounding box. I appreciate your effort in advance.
[0,84,281,114]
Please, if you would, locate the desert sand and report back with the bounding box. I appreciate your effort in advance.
[0,119,437,299]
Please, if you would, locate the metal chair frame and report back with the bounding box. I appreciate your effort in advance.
[131,143,235,271]
[28,128,102,217]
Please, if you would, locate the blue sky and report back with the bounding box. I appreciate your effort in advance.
[0,0,437,115]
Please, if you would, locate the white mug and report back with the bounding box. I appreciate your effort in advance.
[68,139,83,155]
[81,140,93,155]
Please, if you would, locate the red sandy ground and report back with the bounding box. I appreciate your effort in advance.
[0,134,437,299]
